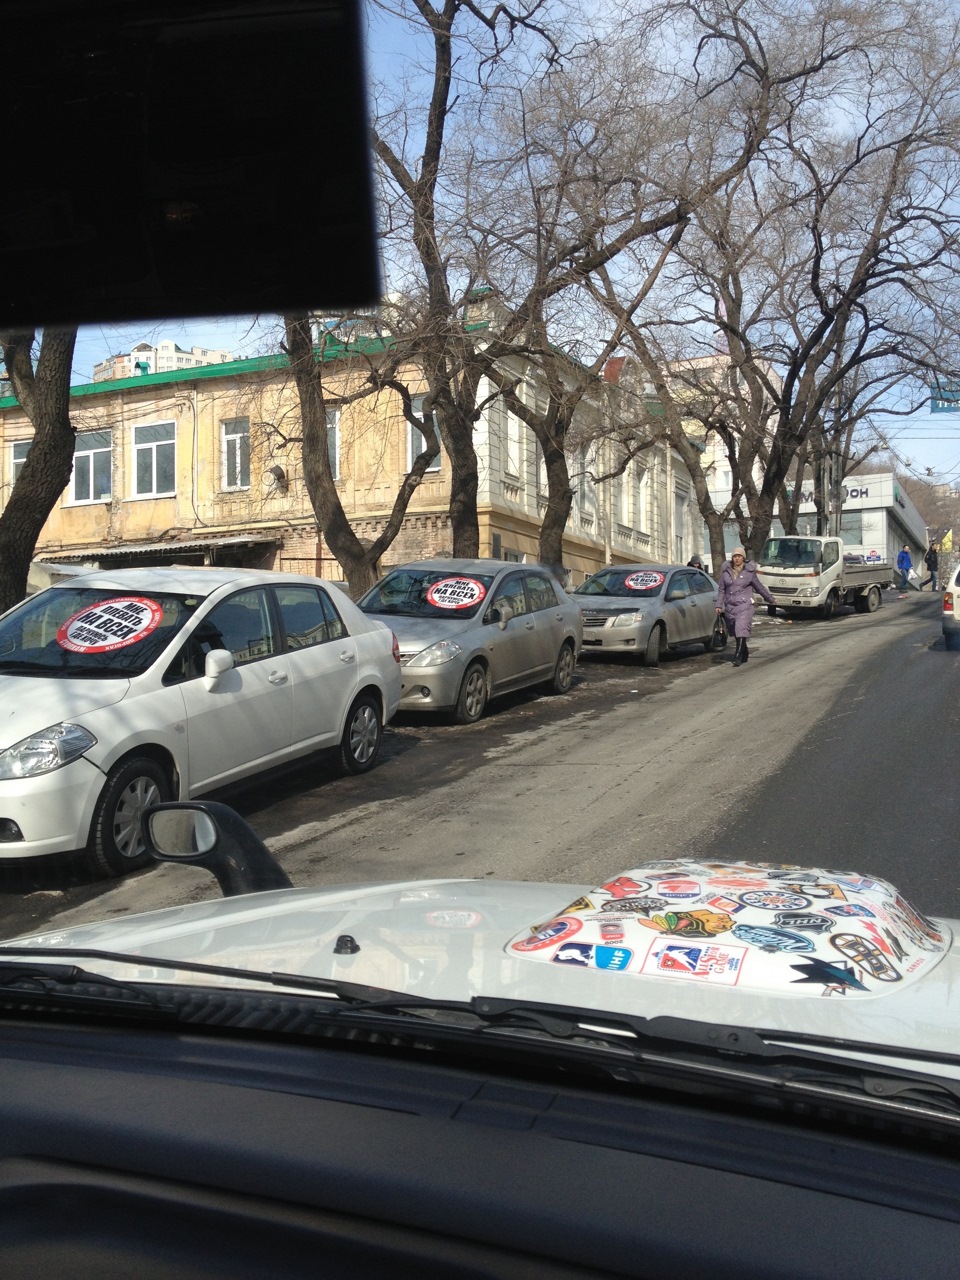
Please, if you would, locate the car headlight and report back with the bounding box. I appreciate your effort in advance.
[409,639,464,667]
[796,587,818,598]
[612,612,644,627]
[0,723,98,780]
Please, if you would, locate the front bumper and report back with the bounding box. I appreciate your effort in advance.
[397,659,467,712]
[0,754,104,859]
[579,619,648,652]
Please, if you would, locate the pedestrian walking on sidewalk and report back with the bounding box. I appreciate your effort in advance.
[715,546,775,668]
[897,544,913,592]
[922,543,939,591]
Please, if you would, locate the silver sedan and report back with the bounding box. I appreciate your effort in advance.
[572,563,719,666]
[358,559,582,722]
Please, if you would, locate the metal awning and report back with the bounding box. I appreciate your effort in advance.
[41,534,280,562]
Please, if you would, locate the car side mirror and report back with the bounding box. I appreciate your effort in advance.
[142,801,293,897]
[666,589,684,602]
[203,648,234,689]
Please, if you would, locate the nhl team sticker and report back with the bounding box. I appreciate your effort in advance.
[425,577,486,609]
[624,571,665,591]
[56,597,163,653]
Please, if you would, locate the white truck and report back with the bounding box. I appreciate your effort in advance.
[757,536,894,620]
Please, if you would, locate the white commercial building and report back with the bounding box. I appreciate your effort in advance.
[774,472,929,566]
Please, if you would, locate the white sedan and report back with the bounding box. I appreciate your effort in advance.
[0,567,400,875]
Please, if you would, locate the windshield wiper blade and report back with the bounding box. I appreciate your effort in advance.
[0,946,415,1003]
[0,959,177,1016]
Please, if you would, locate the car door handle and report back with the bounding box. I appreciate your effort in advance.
[339,651,356,663]
[268,670,288,685]
[525,620,535,630]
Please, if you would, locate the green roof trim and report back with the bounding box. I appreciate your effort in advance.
[0,334,397,410]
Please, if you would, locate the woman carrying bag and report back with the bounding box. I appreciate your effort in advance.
[715,546,775,668]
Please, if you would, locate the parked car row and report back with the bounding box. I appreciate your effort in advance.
[0,558,718,877]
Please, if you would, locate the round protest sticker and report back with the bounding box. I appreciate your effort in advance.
[56,596,164,654]
[624,571,665,591]
[425,577,486,610]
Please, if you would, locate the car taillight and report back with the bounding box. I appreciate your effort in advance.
[944,592,954,613]
[392,632,401,663]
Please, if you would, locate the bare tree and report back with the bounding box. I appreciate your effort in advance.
[370,0,895,567]
[591,0,960,566]
[0,327,78,611]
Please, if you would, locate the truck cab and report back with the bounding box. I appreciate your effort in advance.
[759,537,890,619]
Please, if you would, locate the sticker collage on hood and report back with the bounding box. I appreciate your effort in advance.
[506,861,948,996]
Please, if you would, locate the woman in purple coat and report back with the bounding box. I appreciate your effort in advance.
[715,546,775,668]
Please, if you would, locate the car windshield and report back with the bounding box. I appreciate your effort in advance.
[573,569,668,598]
[358,569,497,619]
[760,539,823,568]
[0,587,204,677]
[5,5,960,1235]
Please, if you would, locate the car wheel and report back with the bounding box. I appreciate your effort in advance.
[862,586,881,613]
[642,623,665,667]
[88,756,170,877]
[819,592,837,621]
[454,662,488,724]
[546,642,576,694]
[945,632,960,652]
[338,693,383,774]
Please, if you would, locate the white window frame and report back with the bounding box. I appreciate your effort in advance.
[70,430,112,504]
[407,395,441,473]
[221,417,250,491]
[326,406,340,481]
[11,439,31,487]
[504,407,522,480]
[132,420,176,498]
[634,462,648,532]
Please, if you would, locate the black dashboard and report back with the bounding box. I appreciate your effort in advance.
[1,1018,958,1279]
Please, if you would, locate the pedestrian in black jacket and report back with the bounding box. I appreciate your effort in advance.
[922,544,939,591]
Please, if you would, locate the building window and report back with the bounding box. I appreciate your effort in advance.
[574,445,590,507]
[72,430,112,502]
[634,463,647,532]
[12,440,31,486]
[407,395,440,472]
[840,511,863,542]
[221,417,250,490]
[133,421,176,497]
[326,407,340,481]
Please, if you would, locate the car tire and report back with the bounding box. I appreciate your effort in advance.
[338,693,383,774]
[546,642,576,694]
[861,586,881,613]
[88,756,170,878]
[642,623,665,667]
[454,662,488,724]
[819,592,837,621]
[945,632,960,652]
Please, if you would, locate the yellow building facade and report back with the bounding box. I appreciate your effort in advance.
[0,343,706,587]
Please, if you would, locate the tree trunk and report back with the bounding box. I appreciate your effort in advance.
[538,444,573,570]
[0,327,78,613]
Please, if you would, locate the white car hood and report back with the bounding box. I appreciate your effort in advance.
[0,672,128,746]
[8,859,959,1067]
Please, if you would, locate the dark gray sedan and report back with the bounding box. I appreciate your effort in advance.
[572,563,719,666]
[358,560,582,722]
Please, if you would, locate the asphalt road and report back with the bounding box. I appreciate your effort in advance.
[1,588,955,937]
